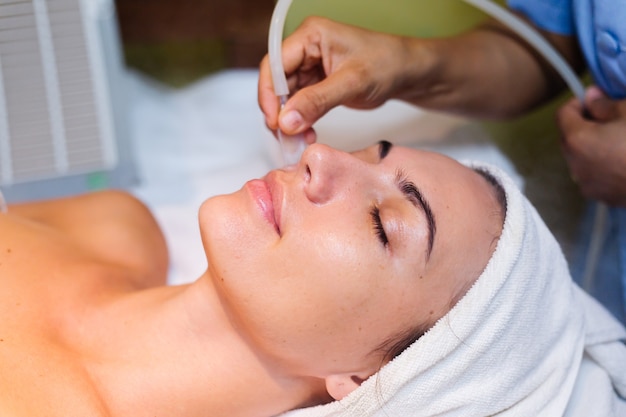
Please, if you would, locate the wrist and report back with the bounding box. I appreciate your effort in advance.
[391,37,450,104]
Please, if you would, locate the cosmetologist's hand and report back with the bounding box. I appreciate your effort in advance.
[258,17,417,141]
[557,86,626,207]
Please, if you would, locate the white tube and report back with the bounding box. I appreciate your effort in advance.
[582,202,608,291]
[268,0,308,166]
[268,0,293,97]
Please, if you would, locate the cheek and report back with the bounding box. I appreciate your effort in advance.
[269,231,374,318]
[274,232,396,338]
[238,228,389,358]
[201,201,411,366]
[285,218,379,295]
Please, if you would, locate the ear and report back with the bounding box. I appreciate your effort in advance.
[324,373,369,401]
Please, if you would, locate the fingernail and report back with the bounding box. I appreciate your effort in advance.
[585,86,604,102]
[281,110,304,132]
[303,128,317,144]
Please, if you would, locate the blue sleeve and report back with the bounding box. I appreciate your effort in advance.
[507,0,575,35]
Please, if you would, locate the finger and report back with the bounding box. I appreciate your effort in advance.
[560,136,587,189]
[279,17,329,76]
[264,119,279,141]
[302,127,318,144]
[556,97,588,141]
[261,21,327,134]
[259,44,324,132]
[279,69,364,134]
[264,113,318,144]
[258,54,281,130]
[584,86,619,122]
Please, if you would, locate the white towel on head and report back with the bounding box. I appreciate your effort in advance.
[281,161,626,417]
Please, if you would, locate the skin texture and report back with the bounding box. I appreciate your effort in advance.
[199,142,504,398]
[258,15,626,206]
[0,143,503,416]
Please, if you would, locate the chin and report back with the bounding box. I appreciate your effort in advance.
[198,193,272,281]
[198,195,241,265]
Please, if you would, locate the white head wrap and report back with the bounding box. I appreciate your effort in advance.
[281,161,626,417]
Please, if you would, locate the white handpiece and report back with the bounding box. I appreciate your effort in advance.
[268,0,308,166]
[277,96,307,165]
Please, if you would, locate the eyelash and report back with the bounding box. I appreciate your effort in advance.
[370,206,389,247]
[396,168,410,191]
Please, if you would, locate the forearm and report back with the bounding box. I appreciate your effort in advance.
[259,15,583,137]
[394,22,582,119]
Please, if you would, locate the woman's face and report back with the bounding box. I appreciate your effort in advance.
[199,142,503,379]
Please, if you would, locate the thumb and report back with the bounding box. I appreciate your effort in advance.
[279,70,359,135]
[584,86,619,121]
[556,96,588,141]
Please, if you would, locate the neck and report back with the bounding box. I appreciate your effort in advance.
[76,272,326,417]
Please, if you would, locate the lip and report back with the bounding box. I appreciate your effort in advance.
[245,176,282,235]
[265,172,283,233]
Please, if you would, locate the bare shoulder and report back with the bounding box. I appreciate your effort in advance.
[9,189,155,233]
[5,190,169,287]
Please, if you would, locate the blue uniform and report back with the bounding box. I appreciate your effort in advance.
[508,0,626,324]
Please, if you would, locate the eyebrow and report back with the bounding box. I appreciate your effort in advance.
[378,141,437,259]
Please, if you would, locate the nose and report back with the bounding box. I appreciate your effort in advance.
[299,143,355,204]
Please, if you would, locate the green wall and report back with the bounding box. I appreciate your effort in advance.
[285,0,505,37]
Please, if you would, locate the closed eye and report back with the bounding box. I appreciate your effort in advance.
[370,206,389,247]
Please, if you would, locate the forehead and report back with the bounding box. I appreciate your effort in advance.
[351,144,478,183]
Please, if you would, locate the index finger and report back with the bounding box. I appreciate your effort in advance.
[556,97,591,138]
[258,53,281,131]
[258,22,322,131]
